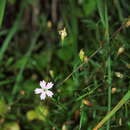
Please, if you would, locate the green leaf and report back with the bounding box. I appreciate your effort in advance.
[0,98,8,116]
[26,110,38,121]
[3,122,20,130]
[57,46,73,62]
[26,106,49,121]
[34,50,52,69]
[60,79,77,98]
[82,0,96,17]
[22,80,38,94]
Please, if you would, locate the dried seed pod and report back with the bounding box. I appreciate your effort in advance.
[112,88,117,94]
[20,90,25,95]
[125,20,130,28]
[119,118,122,126]
[126,64,130,69]
[47,21,52,29]
[62,124,67,130]
[82,99,93,107]
[117,47,125,56]
[74,110,80,121]
[84,56,89,64]
[115,72,124,78]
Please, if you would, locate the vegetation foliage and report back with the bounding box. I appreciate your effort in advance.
[0,0,130,129]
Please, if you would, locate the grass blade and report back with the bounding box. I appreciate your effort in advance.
[0,3,24,62]
[93,90,130,130]
[96,0,105,27]
[12,31,41,97]
[0,0,6,27]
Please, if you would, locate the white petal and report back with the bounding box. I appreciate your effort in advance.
[34,88,43,94]
[46,82,54,89]
[40,80,46,89]
[40,93,46,100]
[46,90,53,97]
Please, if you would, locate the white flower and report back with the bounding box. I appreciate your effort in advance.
[34,80,54,100]
[58,28,67,40]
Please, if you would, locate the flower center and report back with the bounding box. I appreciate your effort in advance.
[42,88,48,92]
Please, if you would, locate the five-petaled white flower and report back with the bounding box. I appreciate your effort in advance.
[34,80,54,100]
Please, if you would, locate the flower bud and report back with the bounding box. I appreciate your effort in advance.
[79,49,85,62]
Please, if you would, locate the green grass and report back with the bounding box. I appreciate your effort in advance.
[93,90,130,130]
[0,0,130,130]
[0,0,6,28]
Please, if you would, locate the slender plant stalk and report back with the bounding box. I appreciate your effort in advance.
[0,0,6,27]
[104,1,111,129]
[107,56,111,130]
[58,47,102,87]
[93,90,130,130]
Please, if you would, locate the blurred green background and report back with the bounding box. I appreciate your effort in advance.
[0,0,130,130]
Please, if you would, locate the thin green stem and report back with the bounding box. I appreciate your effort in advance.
[104,0,111,129]
[107,56,112,130]
[0,0,6,27]
[93,91,130,130]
